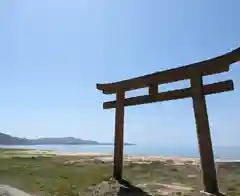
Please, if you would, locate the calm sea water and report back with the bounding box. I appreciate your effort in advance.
[0,145,239,160]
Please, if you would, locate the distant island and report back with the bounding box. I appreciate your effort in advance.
[0,132,135,146]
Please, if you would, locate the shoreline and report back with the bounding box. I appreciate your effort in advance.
[1,148,240,163]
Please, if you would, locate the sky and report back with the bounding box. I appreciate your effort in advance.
[0,0,239,146]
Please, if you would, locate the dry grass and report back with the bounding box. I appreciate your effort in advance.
[0,149,239,196]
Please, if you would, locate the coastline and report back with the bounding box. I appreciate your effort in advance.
[2,148,239,164]
[57,152,240,164]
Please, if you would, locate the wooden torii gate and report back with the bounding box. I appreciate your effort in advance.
[96,47,240,195]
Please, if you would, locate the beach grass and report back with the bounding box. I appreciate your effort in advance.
[0,149,239,195]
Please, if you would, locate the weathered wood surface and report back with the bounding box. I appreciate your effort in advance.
[103,80,233,109]
[96,47,239,193]
[191,75,219,194]
[148,84,158,96]
[113,90,125,180]
[97,47,239,94]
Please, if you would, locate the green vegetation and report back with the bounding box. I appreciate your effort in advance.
[0,156,111,195]
[0,149,239,196]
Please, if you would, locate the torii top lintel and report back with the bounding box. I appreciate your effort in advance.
[96,47,240,95]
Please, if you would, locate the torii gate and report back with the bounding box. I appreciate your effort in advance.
[96,47,240,195]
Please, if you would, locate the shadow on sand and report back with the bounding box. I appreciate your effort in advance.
[115,179,228,196]
[117,179,152,196]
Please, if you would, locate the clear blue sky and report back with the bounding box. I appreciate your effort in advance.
[0,0,239,146]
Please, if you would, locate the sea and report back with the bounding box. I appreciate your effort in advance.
[0,144,239,161]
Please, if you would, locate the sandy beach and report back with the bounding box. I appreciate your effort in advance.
[4,149,239,165]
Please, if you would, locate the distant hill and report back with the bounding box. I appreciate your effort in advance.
[0,132,134,145]
[0,133,30,145]
[30,137,98,145]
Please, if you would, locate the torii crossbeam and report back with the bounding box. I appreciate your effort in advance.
[96,47,240,195]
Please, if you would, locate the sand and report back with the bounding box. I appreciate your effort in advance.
[3,149,239,165]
